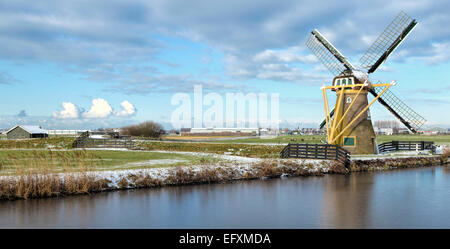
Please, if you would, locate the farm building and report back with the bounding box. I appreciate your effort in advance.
[5,125,48,139]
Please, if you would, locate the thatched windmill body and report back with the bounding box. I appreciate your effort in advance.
[306,11,426,154]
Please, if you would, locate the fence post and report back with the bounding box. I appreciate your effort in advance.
[335,145,339,160]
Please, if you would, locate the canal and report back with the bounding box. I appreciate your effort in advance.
[1,166,449,228]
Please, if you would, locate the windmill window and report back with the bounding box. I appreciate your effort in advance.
[342,79,347,85]
[348,78,353,85]
[335,79,340,86]
[346,97,352,103]
[343,136,356,147]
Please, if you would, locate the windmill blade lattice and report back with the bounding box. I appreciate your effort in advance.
[306,30,354,76]
[370,86,426,133]
[360,11,417,74]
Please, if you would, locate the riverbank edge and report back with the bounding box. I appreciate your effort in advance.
[0,154,448,201]
[350,155,448,172]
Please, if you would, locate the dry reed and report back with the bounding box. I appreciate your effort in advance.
[0,149,110,200]
[4,148,442,201]
[350,156,444,172]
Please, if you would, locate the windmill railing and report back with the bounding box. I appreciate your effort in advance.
[280,143,350,167]
[378,141,435,153]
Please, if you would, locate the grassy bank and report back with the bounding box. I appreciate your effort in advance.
[0,134,448,150]
[0,158,344,201]
[0,137,76,149]
[376,134,450,145]
[165,134,450,145]
[1,146,447,200]
[137,141,285,158]
[0,149,222,175]
[350,155,448,172]
[196,135,326,144]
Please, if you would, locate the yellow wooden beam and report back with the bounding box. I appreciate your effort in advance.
[330,88,345,142]
[322,87,331,141]
[329,83,392,144]
[330,81,367,134]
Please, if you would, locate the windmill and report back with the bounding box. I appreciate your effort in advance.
[305,11,426,154]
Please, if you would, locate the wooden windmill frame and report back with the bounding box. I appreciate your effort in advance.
[306,11,426,154]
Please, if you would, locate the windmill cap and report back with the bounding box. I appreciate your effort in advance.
[353,70,368,82]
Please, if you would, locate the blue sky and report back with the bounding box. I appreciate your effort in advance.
[0,0,449,129]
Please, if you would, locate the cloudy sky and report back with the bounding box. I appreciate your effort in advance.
[0,0,449,129]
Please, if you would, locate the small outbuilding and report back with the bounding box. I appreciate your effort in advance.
[6,125,48,139]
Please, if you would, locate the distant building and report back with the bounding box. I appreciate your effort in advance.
[6,125,48,139]
[47,129,89,136]
[374,127,393,135]
[180,128,191,135]
[423,130,439,135]
[396,128,411,134]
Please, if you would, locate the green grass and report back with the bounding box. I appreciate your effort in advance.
[138,141,284,158]
[188,134,450,145]
[200,135,327,144]
[0,149,223,175]
[376,134,450,145]
[0,137,76,149]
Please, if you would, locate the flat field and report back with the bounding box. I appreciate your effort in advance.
[0,149,221,175]
[376,134,450,145]
[0,134,448,175]
[199,135,326,144]
[178,134,450,145]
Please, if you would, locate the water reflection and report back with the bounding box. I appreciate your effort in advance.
[0,166,448,228]
[321,172,375,228]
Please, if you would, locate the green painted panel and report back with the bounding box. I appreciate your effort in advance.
[343,137,355,146]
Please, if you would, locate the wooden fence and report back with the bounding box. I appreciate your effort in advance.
[76,137,135,149]
[378,141,435,153]
[280,143,350,166]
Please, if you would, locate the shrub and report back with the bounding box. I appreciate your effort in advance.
[121,121,164,138]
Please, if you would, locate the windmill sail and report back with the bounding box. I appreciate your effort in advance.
[370,87,426,133]
[360,11,417,74]
[306,29,356,76]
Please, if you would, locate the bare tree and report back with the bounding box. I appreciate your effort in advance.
[121,121,164,138]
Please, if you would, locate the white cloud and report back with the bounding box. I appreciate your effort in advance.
[115,100,137,117]
[82,98,113,119]
[416,42,450,64]
[53,102,79,119]
[252,47,318,64]
[0,0,449,99]
[54,99,137,119]
[223,48,328,84]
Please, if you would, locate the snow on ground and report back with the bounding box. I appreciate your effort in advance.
[150,150,263,163]
[125,159,188,166]
[81,148,130,151]
[352,150,434,160]
[84,157,332,189]
[0,149,335,191]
